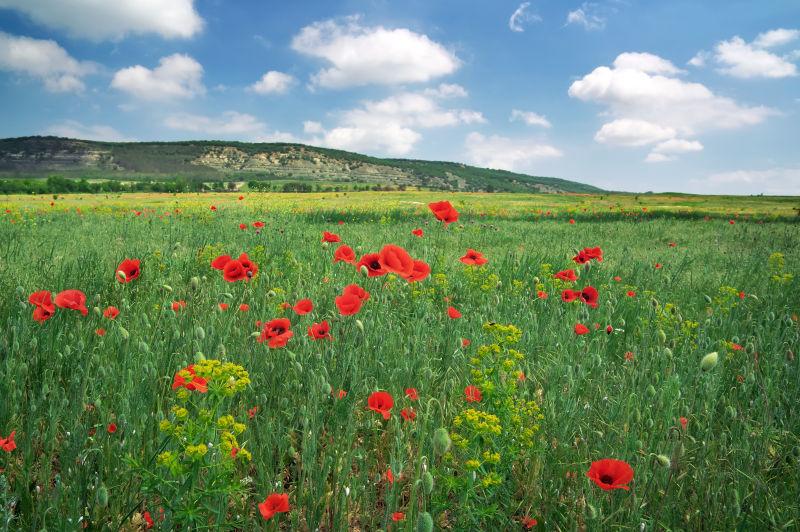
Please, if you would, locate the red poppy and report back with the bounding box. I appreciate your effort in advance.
[143,511,154,529]
[221,260,245,282]
[400,407,416,421]
[239,304,250,312]
[55,289,88,316]
[379,244,415,277]
[237,253,258,279]
[367,391,394,420]
[356,253,387,277]
[731,342,743,351]
[554,269,578,282]
[561,289,581,303]
[335,389,347,399]
[579,286,599,308]
[293,298,313,315]
[447,306,462,319]
[210,205,217,211]
[605,325,613,334]
[107,423,117,434]
[322,231,341,243]
[624,351,634,362]
[171,365,208,393]
[103,306,119,319]
[95,328,106,336]
[738,291,745,300]
[392,512,405,522]
[28,290,55,323]
[679,416,688,430]
[586,458,634,491]
[654,263,662,269]
[248,406,258,419]
[258,318,293,348]
[574,323,590,335]
[522,517,538,529]
[613,276,622,282]
[0,431,16,452]
[428,200,459,225]
[335,293,363,316]
[668,242,677,247]
[626,290,636,297]
[252,221,265,228]
[218,303,229,311]
[405,259,431,282]
[172,300,186,312]
[405,388,419,401]
[385,467,395,484]
[239,223,247,231]
[344,284,370,301]
[573,247,603,264]
[411,228,423,237]
[461,338,471,347]
[333,244,356,264]
[211,255,232,270]
[729,219,735,225]
[238,195,244,200]
[116,258,141,283]
[460,249,488,266]
[258,493,290,520]
[308,321,332,340]
[569,218,575,224]
[464,385,482,402]
[537,290,548,299]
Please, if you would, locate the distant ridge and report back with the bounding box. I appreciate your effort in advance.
[0,136,603,193]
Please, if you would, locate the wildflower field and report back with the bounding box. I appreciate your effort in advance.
[0,191,798,530]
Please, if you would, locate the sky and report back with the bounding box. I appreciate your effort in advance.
[0,0,798,194]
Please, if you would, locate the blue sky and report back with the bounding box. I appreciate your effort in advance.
[0,0,798,194]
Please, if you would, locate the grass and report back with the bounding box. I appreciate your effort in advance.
[0,191,798,530]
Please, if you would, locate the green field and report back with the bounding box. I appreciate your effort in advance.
[0,192,798,530]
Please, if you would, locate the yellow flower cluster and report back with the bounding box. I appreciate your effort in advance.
[192,359,250,396]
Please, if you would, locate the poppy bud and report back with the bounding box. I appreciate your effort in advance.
[162,284,173,292]
[587,503,598,519]
[422,471,434,494]
[726,405,736,418]
[93,306,101,317]
[646,384,656,397]
[194,352,205,363]
[15,285,24,297]
[656,454,671,468]
[663,347,673,358]
[355,319,364,333]
[700,352,719,371]
[293,361,303,374]
[194,326,205,340]
[250,331,261,338]
[416,512,434,532]
[118,326,129,340]
[359,265,369,276]
[657,330,666,344]
[433,427,451,456]
[96,483,109,507]
[704,294,712,304]
[267,290,277,298]
[116,270,127,282]
[190,276,200,290]
[533,276,540,284]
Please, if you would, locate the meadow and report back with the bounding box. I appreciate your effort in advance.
[0,191,798,530]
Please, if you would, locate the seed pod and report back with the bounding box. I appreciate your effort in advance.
[433,427,451,456]
[422,471,434,494]
[700,352,719,371]
[416,512,434,532]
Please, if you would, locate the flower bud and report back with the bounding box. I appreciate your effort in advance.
[656,454,671,468]
[355,319,364,333]
[162,284,173,292]
[416,512,434,532]
[657,329,667,344]
[700,351,719,371]
[96,484,109,508]
[118,326,129,340]
[433,427,451,456]
[422,471,434,494]
[360,265,369,276]
[267,290,277,298]
[190,276,200,290]
[194,326,205,340]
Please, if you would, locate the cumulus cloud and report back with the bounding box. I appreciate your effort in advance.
[569,51,775,160]
[0,31,96,92]
[43,120,134,141]
[291,16,460,88]
[310,91,484,155]
[249,70,296,95]
[464,132,562,171]
[509,3,541,33]
[753,28,800,49]
[713,30,798,79]
[510,109,551,128]
[422,83,468,98]
[111,53,205,100]
[689,167,800,195]
[565,2,607,31]
[0,0,203,41]
[163,110,295,142]
[644,138,703,162]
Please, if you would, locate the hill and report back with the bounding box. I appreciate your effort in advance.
[0,136,602,193]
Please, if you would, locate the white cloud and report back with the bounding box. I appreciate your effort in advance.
[689,167,800,195]
[569,51,775,160]
[422,83,468,98]
[249,70,296,95]
[291,16,460,88]
[687,51,709,68]
[163,110,295,142]
[753,28,800,49]
[0,0,203,41]
[0,31,96,92]
[645,138,703,162]
[311,91,484,155]
[43,120,134,141]
[714,34,797,79]
[509,2,541,33]
[464,132,562,171]
[111,53,205,100]
[565,3,607,31]
[643,152,670,163]
[510,109,551,128]
[303,120,324,134]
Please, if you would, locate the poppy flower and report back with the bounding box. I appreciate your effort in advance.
[218,303,229,311]
[561,289,581,303]
[95,328,106,336]
[55,289,88,316]
[116,258,141,283]
[679,416,688,430]
[333,244,356,264]
[171,365,208,393]
[464,385,482,402]
[335,293,363,316]
[392,512,405,522]
[605,325,613,334]
[237,253,258,279]
[573,247,603,264]
[238,195,244,200]
[405,259,431,282]
[258,493,290,520]
[574,323,590,335]
[428,200,459,225]
[252,221,265,228]
[356,253,387,277]
[239,303,250,312]
[624,351,634,361]
[171,300,186,312]
[411,228,423,237]
[447,306,462,319]
[739,291,745,300]
[107,423,117,434]
[668,242,677,247]
[221,260,245,282]
[103,306,119,319]
[239,223,248,230]
[248,406,258,419]
[0,431,16,452]
[579,286,599,308]
[537,290,548,299]
[522,517,537,529]
[626,291,636,297]
[405,388,419,401]
[367,391,394,420]
[613,276,622,282]
[654,263,662,269]
[258,318,293,348]
[28,290,55,322]
[344,284,370,301]
[308,321,332,340]
[143,511,154,529]
[335,389,347,399]
[322,231,341,243]
[569,218,575,224]
[460,249,488,266]
[379,245,415,277]
[462,338,471,347]
[210,205,217,211]
[400,407,416,421]
[385,467,395,484]
[586,458,634,491]
[211,255,232,270]
[554,269,578,282]
[293,299,313,315]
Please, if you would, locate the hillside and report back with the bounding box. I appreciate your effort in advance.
[0,136,602,193]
